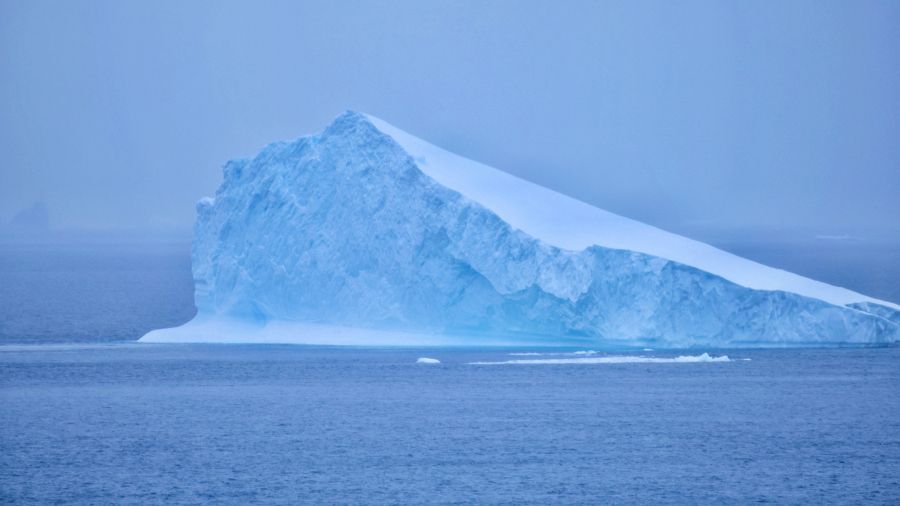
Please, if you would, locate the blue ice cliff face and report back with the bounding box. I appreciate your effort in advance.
[184,112,899,347]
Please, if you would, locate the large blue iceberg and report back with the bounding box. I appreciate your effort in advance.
[142,112,900,347]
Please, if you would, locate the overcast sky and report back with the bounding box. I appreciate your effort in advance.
[2,0,898,245]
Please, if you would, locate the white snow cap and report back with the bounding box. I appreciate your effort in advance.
[364,113,898,311]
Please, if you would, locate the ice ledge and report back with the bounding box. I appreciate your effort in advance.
[140,316,593,347]
[140,315,898,348]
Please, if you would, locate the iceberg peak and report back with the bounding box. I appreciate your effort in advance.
[323,110,379,136]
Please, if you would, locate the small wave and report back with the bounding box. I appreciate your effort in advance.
[416,357,440,364]
[508,352,544,356]
[471,352,731,365]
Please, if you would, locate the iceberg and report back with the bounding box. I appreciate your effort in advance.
[141,111,900,347]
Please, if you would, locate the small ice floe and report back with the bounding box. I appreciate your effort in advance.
[470,352,731,365]
[671,353,730,363]
[416,357,441,364]
[509,350,598,356]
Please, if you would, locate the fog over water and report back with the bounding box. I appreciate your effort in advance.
[1,1,898,303]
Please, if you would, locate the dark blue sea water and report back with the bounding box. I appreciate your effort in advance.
[2,344,899,504]
[0,242,195,342]
[1,244,899,504]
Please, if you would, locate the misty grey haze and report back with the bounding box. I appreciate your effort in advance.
[1,0,898,302]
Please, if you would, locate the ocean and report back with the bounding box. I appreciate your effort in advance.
[1,245,899,504]
[0,242,195,342]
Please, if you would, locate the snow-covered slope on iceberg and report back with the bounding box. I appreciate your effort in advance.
[141,112,900,347]
[366,114,898,311]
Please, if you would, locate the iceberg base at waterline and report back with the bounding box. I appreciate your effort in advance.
[141,317,597,347]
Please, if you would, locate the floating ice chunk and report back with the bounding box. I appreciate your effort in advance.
[509,350,598,356]
[416,357,441,364]
[470,353,732,365]
[672,353,730,362]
